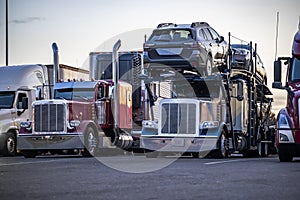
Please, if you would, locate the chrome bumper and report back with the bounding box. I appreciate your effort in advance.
[17,134,85,150]
[141,136,218,152]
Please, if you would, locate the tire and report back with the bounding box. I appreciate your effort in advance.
[211,129,228,158]
[22,151,37,158]
[82,126,99,157]
[0,132,16,156]
[279,152,293,162]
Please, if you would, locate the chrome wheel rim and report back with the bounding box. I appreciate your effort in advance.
[87,131,97,154]
[7,137,15,154]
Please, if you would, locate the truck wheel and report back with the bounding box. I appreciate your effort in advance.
[22,151,37,158]
[279,152,293,162]
[83,126,98,157]
[211,129,228,158]
[1,132,16,156]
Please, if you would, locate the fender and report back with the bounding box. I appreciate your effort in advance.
[77,120,98,136]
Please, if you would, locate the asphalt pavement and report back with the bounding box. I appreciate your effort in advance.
[0,154,299,200]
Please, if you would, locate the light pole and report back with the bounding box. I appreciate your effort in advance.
[5,0,8,66]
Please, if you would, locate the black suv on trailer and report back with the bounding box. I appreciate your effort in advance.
[144,22,228,76]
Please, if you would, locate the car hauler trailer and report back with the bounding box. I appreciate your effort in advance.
[17,40,148,157]
[0,44,88,156]
[272,28,300,162]
[141,33,274,158]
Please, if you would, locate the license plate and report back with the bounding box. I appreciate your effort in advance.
[156,48,182,55]
[171,138,184,147]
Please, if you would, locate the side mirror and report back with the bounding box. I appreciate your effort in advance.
[237,81,244,101]
[272,60,283,89]
[22,97,29,110]
[218,36,224,43]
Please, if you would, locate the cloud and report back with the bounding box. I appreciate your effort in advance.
[10,17,45,24]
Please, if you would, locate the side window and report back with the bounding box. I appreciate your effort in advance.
[17,93,27,109]
[198,29,207,40]
[209,28,220,40]
[97,86,105,99]
[203,28,213,40]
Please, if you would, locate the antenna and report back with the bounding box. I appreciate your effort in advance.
[275,12,279,60]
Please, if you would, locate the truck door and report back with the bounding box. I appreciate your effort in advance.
[13,91,30,124]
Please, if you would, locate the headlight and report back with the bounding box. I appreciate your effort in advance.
[69,120,80,128]
[278,114,290,128]
[20,121,32,130]
[199,121,219,129]
[277,114,295,143]
[142,120,158,129]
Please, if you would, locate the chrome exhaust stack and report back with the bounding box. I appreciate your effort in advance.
[51,42,60,98]
[111,40,133,150]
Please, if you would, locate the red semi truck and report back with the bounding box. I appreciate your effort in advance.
[17,40,146,157]
[273,28,300,161]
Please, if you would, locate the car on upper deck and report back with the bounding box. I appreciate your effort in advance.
[231,44,267,84]
[143,22,229,76]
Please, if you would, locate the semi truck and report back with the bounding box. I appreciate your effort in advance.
[17,40,148,157]
[0,63,88,156]
[141,34,274,158]
[272,28,300,162]
[89,50,147,139]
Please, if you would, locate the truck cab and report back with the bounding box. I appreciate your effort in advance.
[0,65,49,156]
[141,74,229,158]
[273,29,300,162]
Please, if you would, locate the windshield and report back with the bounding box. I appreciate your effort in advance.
[148,29,193,42]
[290,57,300,82]
[172,80,220,99]
[231,44,251,50]
[0,92,15,109]
[54,88,95,101]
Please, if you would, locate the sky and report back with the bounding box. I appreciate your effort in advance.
[0,0,299,113]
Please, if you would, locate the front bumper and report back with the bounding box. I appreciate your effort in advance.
[141,136,218,153]
[17,134,85,151]
[277,143,300,156]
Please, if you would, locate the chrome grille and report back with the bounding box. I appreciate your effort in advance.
[160,102,196,134]
[34,104,65,132]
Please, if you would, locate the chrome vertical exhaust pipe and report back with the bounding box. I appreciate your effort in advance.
[52,42,60,84]
[112,40,121,129]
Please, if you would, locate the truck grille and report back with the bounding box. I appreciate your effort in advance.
[34,104,65,132]
[160,102,196,134]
